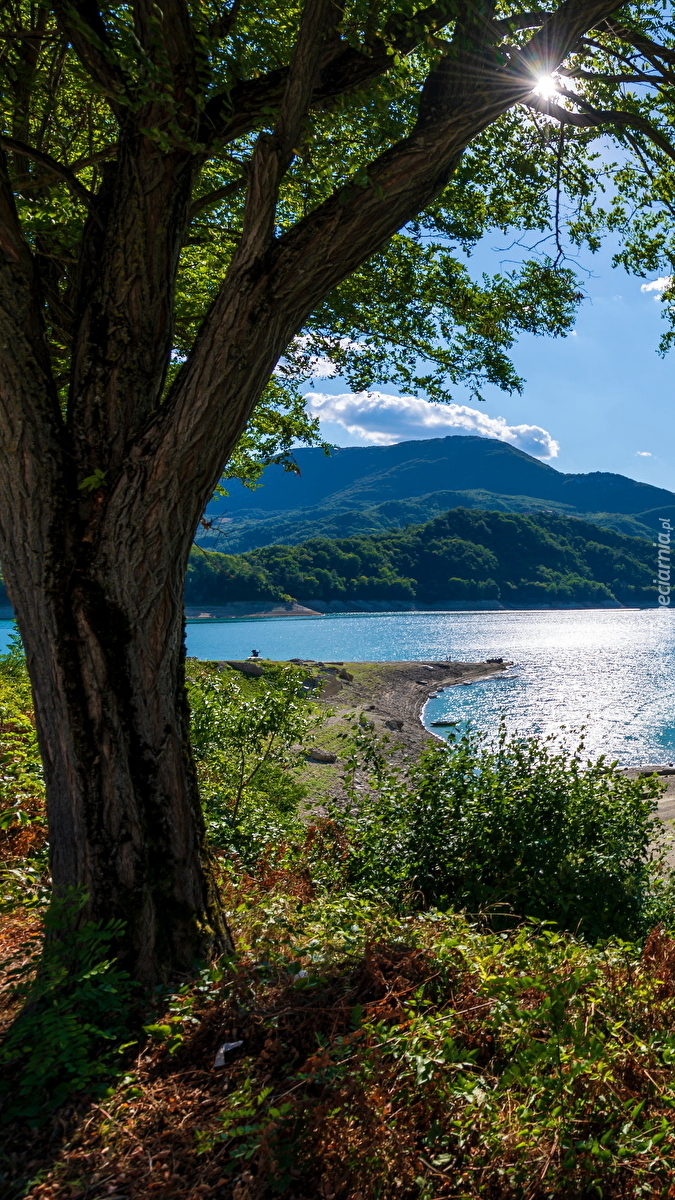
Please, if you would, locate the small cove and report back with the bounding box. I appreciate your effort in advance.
[1,608,672,765]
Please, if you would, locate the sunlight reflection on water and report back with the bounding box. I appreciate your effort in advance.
[2,608,671,766]
[422,609,675,766]
[185,607,675,766]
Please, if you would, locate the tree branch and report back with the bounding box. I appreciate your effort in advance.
[621,130,675,220]
[201,1,460,149]
[0,144,60,416]
[564,70,666,86]
[0,135,98,215]
[208,0,243,40]
[417,2,500,127]
[513,0,627,81]
[188,177,245,221]
[86,0,637,574]
[526,93,675,161]
[493,10,555,35]
[143,0,629,530]
[240,0,339,250]
[70,143,118,171]
[578,37,657,75]
[132,0,199,90]
[602,22,675,69]
[51,1,128,112]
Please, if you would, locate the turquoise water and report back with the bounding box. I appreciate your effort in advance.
[2,609,674,765]
[186,608,675,765]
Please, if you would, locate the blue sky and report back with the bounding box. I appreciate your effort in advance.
[303,235,675,492]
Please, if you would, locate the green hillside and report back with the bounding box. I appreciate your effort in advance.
[186,508,657,608]
[196,489,666,554]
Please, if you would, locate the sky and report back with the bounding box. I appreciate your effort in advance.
[300,234,675,493]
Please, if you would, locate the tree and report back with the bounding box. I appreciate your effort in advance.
[1,0,673,985]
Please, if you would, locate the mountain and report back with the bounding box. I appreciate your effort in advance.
[198,436,675,554]
[187,508,657,610]
[211,435,675,514]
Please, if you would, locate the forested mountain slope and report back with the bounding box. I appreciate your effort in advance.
[209,435,675,517]
[198,436,675,555]
[201,490,668,554]
[187,508,656,609]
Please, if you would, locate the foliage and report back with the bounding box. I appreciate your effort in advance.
[323,723,666,942]
[0,890,136,1124]
[3,649,675,1175]
[31,892,675,1198]
[186,658,669,944]
[200,904,675,1198]
[186,662,316,867]
[4,0,674,492]
[186,508,656,607]
[5,0,675,992]
[0,628,46,902]
[186,546,287,604]
[184,895,675,1198]
[0,659,317,1125]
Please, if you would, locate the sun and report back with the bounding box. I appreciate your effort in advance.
[533,74,559,99]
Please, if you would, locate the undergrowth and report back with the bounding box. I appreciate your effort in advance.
[317,720,667,941]
[9,890,675,1198]
[0,890,136,1124]
[0,629,47,898]
[2,644,675,1195]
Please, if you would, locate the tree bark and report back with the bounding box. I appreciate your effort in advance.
[0,485,229,983]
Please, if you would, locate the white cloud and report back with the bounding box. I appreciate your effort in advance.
[305,390,560,459]
[636,451,652,457]
[641,276,673,294]
[277,336,362,379]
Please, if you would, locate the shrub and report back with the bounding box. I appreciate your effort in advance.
[132,891,675,1198]
[187,662,315,868]
[0,627,47,898]
[326,724,664,940]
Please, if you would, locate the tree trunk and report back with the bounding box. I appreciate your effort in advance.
[1,492,229,985]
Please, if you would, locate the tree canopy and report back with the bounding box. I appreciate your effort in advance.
[186,508,656,608]
[4,0,675,487]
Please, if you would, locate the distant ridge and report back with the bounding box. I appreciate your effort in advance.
[199,436,675,554]
[212,435,675,514]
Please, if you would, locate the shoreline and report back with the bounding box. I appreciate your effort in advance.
[285,657,512,768]
[0,603,656,624]
[264,659,675,835]
[186,601,651,620]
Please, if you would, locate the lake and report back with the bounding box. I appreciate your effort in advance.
[1,608,673,765]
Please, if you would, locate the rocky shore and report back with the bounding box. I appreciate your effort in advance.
[281,660,675,852]
[284,658,511,788]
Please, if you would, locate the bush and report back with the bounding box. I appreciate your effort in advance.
[0,627,47,898]
[187,662,315,868]
[133,891,675,1198]
[325,724,664,940]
